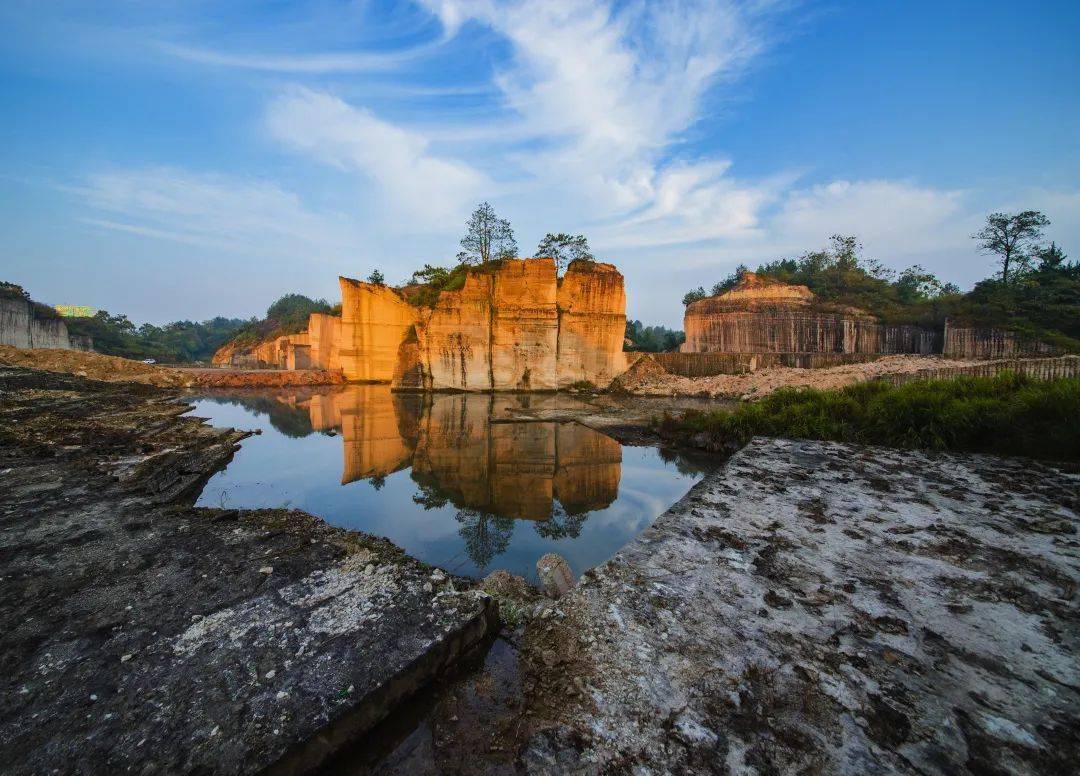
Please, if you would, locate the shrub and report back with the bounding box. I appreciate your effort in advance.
[656,373,1080,461]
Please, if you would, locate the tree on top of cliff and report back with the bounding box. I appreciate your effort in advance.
[366,269,385,286]
[973,210,1051,283]
[711,264,750,296]
[536,233,594,274]
[682,287,708,306]
[457,202,517,265]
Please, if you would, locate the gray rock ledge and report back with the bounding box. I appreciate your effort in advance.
[0,367,497,775]
[523,437,1079,774]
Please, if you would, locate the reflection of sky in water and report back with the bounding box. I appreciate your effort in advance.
[191,388,711,581]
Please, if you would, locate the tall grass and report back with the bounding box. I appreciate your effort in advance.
[657,373,1080,461]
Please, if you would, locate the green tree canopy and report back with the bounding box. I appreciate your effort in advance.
[457,202,517,265]
[535,232,594,274]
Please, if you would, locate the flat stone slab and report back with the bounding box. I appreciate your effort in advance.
[523,437,1079,774]
[0,367,496,774]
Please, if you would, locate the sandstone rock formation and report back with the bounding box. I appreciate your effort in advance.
[682,272,938,355]
[214,258,629,390]
[339,278,417,382]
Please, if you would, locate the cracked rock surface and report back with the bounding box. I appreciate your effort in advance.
[522,437,1079,774]
[0,367,496,775]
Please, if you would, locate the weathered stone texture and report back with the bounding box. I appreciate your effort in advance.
[556,260,628,388]
[339,278,418,382]
[522,437,1080,774]
[413,271,496,391]
[682,272,939,355]
[490,257,559,391]
[307,312,341,371]
[943,321,1063,359]
[0,297,93,352]
[0,367,497,775]
[215,259,629,390]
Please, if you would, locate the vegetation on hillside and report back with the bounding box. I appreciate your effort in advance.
[682,210,1078,350]
[66,313,249,362]
[3,281,246,362]
[655,373,1080,461]
[625,320,685,352]
[225,294,336,351]
[1,281,63,321]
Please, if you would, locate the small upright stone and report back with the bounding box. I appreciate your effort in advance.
[536,553,575,599]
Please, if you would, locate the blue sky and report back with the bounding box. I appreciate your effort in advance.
[2,0,1078,327]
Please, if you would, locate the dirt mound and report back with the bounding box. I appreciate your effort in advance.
[609,354,669,393]
[0,345,188,387]
[0,346,345,389]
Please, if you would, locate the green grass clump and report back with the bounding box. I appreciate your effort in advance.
[657,373,1080,461]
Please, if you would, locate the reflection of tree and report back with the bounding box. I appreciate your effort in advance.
[535,502,589,540]
[412,480,450,510]
[658,447,717,477]
[369,474,386,491]
[456,509,514,571]
[200,395,315,438]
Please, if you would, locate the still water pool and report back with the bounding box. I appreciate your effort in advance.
[191,386,712,581]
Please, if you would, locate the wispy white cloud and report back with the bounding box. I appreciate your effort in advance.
[158,41,430,75]
[73,167,358,260]
[265,87,485,230]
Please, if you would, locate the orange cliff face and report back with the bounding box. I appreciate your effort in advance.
[213,258,629,390]
[403,258,628,390]
[338,278,417,382]
[557,260,628,388]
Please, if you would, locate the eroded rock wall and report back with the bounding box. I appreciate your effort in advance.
[409,258,626,391]
[682,303,939,355]
[339,278,418,382]
[307,313,341,371]
[943,321,1062,359]
[0,297,92,352]
[214,259,628,389]
[557,261,628,388]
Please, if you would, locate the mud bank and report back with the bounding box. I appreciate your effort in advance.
[0,367,495,775]
[0,344,345,388]
[519,438,1079,774]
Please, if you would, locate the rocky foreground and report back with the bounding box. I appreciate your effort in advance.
[0,367,495,774]
[520,438,1079,774]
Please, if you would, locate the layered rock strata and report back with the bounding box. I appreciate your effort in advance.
[214,259,628,390]
[943,320,1063,359]
[682,272,939,355]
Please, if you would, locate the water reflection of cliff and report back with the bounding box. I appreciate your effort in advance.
[232,386,623,522]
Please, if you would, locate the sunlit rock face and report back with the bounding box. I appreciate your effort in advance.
[215,259,629,387]
[557,260,629,388]
[307,313,341,371]
[412,271,496,391]
[682,272,937,355]
[339,278,419,382]
[409,258,626,391]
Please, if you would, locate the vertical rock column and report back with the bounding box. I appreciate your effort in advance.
[307,313,341,372]
[556,261,628,388]
[491,258,559,391]
[339,277,417,382]
[413,273,496,391]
